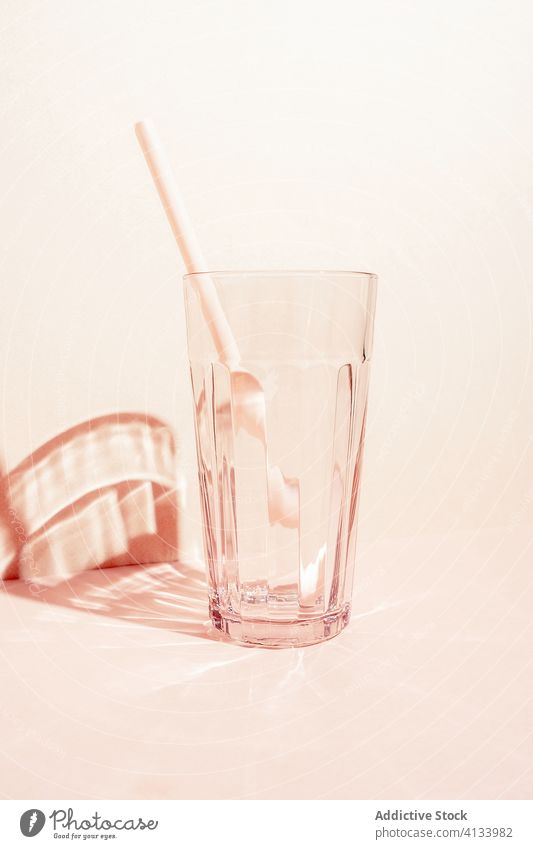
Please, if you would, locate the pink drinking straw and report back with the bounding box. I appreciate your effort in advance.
[134,119,239,366]
[134,119,299,529]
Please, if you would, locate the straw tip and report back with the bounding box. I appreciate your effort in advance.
[134,117,155,137]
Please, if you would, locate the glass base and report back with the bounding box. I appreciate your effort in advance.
[210,603,351,648]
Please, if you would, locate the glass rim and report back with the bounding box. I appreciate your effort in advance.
[184,268,377,281]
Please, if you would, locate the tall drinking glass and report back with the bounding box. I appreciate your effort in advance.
[184,270,377,647]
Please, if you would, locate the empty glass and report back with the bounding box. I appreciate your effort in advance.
[184,270,377,647]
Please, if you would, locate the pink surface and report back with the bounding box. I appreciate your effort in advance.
[0,526,531,800]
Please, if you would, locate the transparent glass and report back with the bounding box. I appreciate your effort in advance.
[184,270,377,647]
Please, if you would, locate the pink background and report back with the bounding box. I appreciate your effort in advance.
[0,0,532,798]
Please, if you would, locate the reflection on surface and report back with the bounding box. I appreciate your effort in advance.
[1,529,531,800]
[0,413,179,583]
[2,558,217,640]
